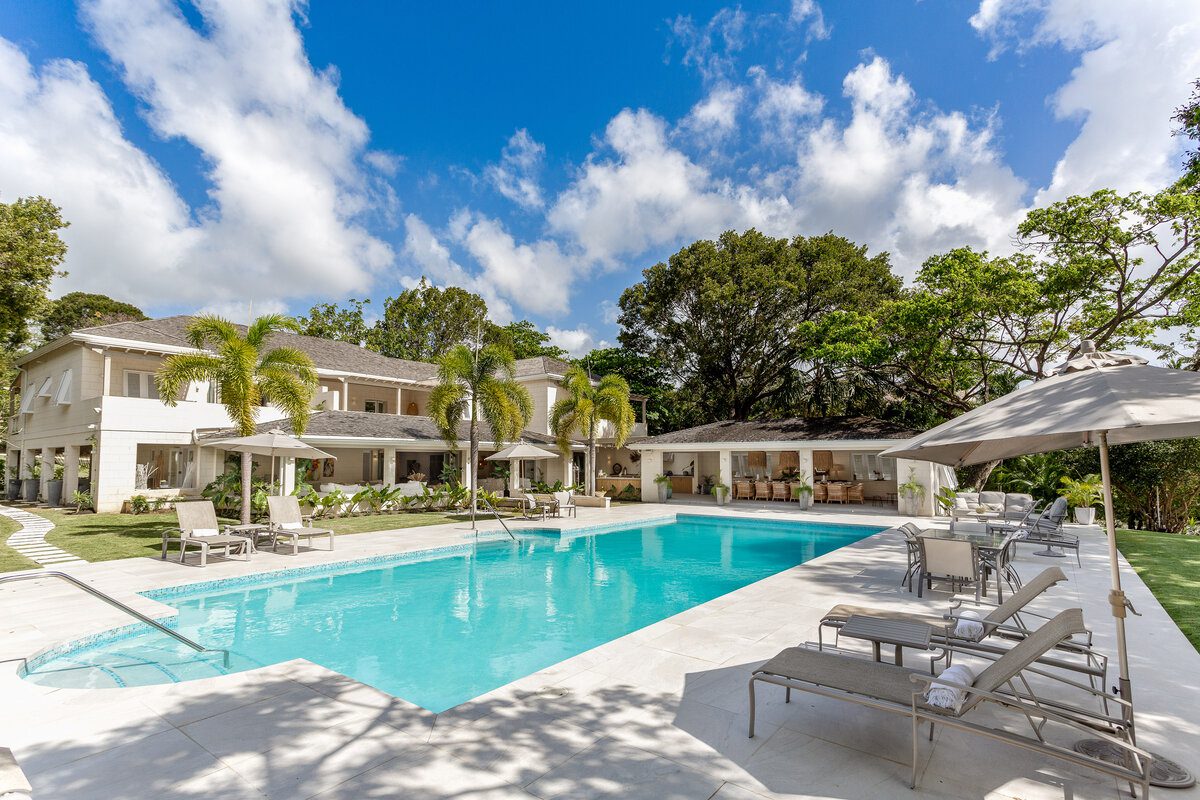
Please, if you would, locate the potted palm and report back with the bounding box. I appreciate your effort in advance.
[897,468,926,516]
[1059,474,1103,525]
[653,473,672,503]
[791,471,814,510]
[711,481,730,506]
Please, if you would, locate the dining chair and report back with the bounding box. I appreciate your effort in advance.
[771,480,788,501]
[826,483,847,504]
[755,480,771,501]
[733,480,753,500]
[813,483,827,502]
[916,536,979,598]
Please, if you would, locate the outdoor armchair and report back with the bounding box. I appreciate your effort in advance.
[267,496,335,554]
[161,500,250,567]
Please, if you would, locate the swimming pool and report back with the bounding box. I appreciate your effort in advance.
[22,514,880,711]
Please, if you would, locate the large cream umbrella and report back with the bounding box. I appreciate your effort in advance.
[881,341,1196,787]
[206,429,335,495]
[486,443,561,496]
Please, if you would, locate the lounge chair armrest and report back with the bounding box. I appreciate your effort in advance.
[906,675,1151,761]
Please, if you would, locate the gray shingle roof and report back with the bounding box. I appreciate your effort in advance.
[77,316,439,382]
[513,356,572,378]
[198,410,561,447]
[636,417,920,446]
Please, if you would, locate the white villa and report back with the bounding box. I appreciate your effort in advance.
[6,315,947,513]
[6,317,646,512]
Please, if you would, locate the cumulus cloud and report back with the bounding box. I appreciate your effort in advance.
[400,214,514,323]
[789,0,831,41]
[485,128,546,209]
[457,214,576,315]
[749,66,824,140]
[0,0,393,311]
[667,7,748,84]
[545,326,597,358]
[681,84,744,143]
[971,0,1200,202]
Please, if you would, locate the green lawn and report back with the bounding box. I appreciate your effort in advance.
[38,508,475,564]
[1116,528,1200,652]
[0,515,39,573]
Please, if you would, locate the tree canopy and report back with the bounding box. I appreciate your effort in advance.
[618,229,899,421]
[296,298,371,345]
[0,196,68,351]
[369,278,489,361]
[40,292,148,342]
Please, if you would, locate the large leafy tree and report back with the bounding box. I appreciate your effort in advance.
[370,278,490,361]
[1,196,68,351]
[295,298,370,344]
[41,292,148,341]
[550,365,635,495]
[618,229,899,421]
[579,346,682,434]
[427,342,533,525]
[486,320,568,360]
[1174,77,1200,188]
[156,315,318,523]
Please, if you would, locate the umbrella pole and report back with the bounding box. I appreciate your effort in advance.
[1098,432,1133,715]
[1075,431,1195,788]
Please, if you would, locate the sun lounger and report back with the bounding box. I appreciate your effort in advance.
[750,608,1150,795]
[161,500,251,567]
[267,496,335,554]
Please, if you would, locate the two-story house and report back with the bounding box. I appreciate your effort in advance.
[7,317,649,512]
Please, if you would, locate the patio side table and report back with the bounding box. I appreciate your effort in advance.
[839,614,933,666]
[224,523,271,554]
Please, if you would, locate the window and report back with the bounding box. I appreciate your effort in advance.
[124,370,159,399]
[851,453,895,481]
[53,369,73,406]
[362,449,384,482]
[363,399,387,414]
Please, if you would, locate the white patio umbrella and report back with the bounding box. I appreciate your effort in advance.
[206,429,335,494]
[881,341,1196,786]
[486,443,561,497]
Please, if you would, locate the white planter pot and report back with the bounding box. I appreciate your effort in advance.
[1074,507,1096,525]
[713,488,729,506]
[795,492,811,510]
[657,484,669,503]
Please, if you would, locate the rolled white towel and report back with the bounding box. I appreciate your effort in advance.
[953,609,986,640]
[925,664,976,714]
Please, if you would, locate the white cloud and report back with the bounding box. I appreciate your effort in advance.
[749,66,824,140]
[401,213,514,323]
[458,214,576,316]
[545,326,596,358]
[196,298,289,324]
[485,128,546,209]
[789,0,831,41]
[0,0,394,312]
[972,0,1200,202]
[681,84,744,143]
[668,7,748,84]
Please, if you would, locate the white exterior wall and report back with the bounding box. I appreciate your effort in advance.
[639,450,664,502]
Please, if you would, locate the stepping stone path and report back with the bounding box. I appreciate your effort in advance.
[0,505,86,567]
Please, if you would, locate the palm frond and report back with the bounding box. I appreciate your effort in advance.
[156,353,222,407]
[246,314,300,348]
[427,382,468,448]
[185,315,238,350]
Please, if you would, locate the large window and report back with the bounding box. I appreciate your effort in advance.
[135,445,195,489]
[851,453,895,481]
[124,370,159,399]
[364,399,387,414]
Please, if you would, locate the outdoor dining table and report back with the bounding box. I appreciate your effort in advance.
[918,527,1011,601]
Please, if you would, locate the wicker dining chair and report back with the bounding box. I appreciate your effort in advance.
[733,480,753,500]
[826,483,847,503]
[771,480,789,501]
[813,483,827,502]
[845,483,864,504]
[755,480,771,500]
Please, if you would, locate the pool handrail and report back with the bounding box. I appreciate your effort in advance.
[477,496,517,541]
[0,570,230,668]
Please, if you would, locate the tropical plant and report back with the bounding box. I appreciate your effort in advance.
[71,489,92,512]
[1060,474,1103,509]
[202,469,242,513]
[128,494,150,514]
[400,493,424,512]
[898,468,926,500]
[428,341,533,525]
[350,485,376,516]
[790,470,813,496]
[988,452,1067,504]
[934,485,959,514]
[531,479,583,493]
[317,488,348,518]
[444,483,470,510]
[407,471,426,483]
[550,364,635,496]
[476,488,501,509]
[157,314,318,523]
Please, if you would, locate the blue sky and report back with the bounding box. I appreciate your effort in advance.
[1,1,1196,354]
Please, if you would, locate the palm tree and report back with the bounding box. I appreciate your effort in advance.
[550,365,635,496]
[157,315,318,523]
[427,342,533,527]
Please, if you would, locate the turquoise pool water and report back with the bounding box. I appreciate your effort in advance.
[22,514,879,711]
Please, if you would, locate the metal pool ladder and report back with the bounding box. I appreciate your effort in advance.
[477,497,517,541]
[0,570,230,668]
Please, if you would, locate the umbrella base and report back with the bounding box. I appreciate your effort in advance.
[1033,547,1066,558]
[1074,738,1195,788]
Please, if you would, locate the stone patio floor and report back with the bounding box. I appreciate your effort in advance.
[1,503,1197,800]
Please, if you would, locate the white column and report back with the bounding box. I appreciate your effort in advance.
[281,456,296,495]
[798,448,814,484]
[4,447,16,499]
[719,449,733,492]
[340,378,350,411]
[62,444,81,504]
[384,446,397,484]
[395,387,403,415]
[102,352,112,396]
[562,454,575,490]
[40,447,54,501]
[640,450,664,502]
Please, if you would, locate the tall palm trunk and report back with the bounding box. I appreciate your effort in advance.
[469,407,479,528]
[240,451,252,524]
